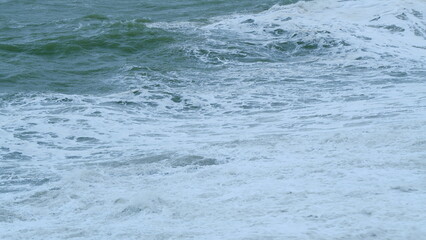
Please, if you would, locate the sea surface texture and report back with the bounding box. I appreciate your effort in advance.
[1,0,426,239]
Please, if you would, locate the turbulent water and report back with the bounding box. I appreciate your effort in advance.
[1,0,426,239]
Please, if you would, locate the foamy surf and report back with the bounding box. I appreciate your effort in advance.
[1,0,426,239]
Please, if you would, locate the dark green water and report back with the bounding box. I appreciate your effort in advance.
[0,0,298,94]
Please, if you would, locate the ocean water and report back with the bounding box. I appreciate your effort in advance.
[1,0,426,239]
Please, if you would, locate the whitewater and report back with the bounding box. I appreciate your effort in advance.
[1,0,425,239]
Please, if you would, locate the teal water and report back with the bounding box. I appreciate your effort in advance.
[0,0,296,94]
[1,0,426,239]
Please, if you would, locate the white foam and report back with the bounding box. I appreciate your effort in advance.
[180,0,426,67]
[1,0,426,239]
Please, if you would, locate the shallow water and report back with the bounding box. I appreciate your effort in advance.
[1,0,426,239]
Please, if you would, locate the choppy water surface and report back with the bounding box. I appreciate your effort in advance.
[1,0,426,239]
